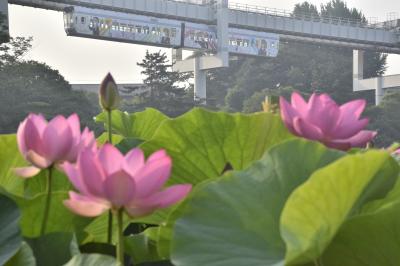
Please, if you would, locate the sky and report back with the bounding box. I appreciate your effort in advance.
[7,0,400,84]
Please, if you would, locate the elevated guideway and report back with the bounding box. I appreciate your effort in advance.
[8,0,400,54]
[6,0,400,104]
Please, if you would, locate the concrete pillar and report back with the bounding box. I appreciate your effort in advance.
[194,57,207,103]
[172,48,183,64]
[217,0,229,67]
[375,77,384,105]
[353,50,364,80]
[0,0,9,43]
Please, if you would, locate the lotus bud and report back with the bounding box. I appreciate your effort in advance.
[99,73,120,111]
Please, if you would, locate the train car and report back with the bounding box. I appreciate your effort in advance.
[63,6,182,48]
[182,22,218,52]
[63,6,279,57]
[228,28,279,57]
[182,22,280,57]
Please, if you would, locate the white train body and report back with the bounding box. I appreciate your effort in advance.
[64,6,280,57]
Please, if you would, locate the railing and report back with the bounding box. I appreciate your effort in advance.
[167,0,212,5]
[228,2,390,30]
[164,1,396,30]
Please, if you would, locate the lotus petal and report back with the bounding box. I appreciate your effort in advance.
[64,192,110,217]
[13,166,41,178]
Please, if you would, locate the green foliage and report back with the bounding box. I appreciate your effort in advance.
[0,135,75,197]
[0,135,26,196]
[321,201,400,265]
[281,150,398,264]
[0,195,21,265]
[4,242,36,266]
[10,192,91,238]
[141,108,294,185]
[0,37,32,66]
[171,140,400,266]
[124,228,161,265]
[64,254,118,266]
[170,140,343,266]
[25,233,75,266]
[95,108,169,140]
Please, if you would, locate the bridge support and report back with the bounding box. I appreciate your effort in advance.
[194,57,207,102]
[172,0,230,104]
[0,0,9,43]
[353,50,400,105]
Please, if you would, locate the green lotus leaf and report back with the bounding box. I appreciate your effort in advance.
[63,254,118,266]
[281,150,399,265]
[9,191,91,238]
[26,233,74,266]
[95,108,169,140]
[0,194,22,265]
[321,200,400,265]
[141,108,294,186]
[4,242,36,266]
[171,140,343,266]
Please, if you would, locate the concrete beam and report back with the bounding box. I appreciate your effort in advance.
[173,55,226,72]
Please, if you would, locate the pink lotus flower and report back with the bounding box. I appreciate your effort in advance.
[280,92,377,151]
[15,113,96,178]
[394,149,400,155]
[62,144,192,218]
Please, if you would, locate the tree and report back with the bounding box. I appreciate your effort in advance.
[0,38,100,134]
[0,36,32,66]
[135,50,193,116]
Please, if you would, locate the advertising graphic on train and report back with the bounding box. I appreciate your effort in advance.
[228,28,279,57]
[65,7,182,47]
[183,23,218,51]
[182,22,279,57]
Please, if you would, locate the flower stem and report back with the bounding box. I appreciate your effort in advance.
[107,109,113,244]
[116,208,124,265]
[107,109,113,144]
[40,166,53,236]
[107,211,113,244]
[314,258,324,266]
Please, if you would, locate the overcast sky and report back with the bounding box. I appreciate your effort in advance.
[8,0,400,84]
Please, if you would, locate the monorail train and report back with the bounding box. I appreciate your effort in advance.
[63,6,280,57]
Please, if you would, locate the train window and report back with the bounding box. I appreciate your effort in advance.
[122,24,129,32]
[112,22,119,31]
[81,17,85,24]
[171,28,177,38]
[143,26,149,34]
